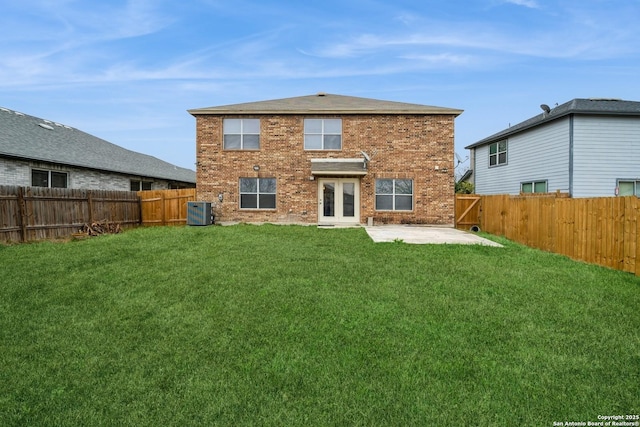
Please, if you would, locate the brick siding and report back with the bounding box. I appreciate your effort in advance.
[195,114,455,225]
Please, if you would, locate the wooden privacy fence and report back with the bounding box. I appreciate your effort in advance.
[455,193,640,276]
[0,185,140,243]
[137,188,196,226]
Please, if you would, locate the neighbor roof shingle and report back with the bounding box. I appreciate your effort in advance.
[466,98,640,149]
[0,107,195,183]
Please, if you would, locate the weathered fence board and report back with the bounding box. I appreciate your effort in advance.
[456,193,640,276]
[0,186,140,243]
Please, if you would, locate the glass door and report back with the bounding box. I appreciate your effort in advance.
[318,178,359,224]
[322,181,336,217]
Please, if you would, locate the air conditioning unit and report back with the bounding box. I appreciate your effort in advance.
[187,201,213,226]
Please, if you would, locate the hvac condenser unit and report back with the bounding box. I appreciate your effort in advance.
[187,201,213,226]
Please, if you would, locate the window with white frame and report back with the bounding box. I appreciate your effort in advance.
[521,180,547,193]
[240,178,276,209]
[489,140,507,166]
[375,179,413,211]
[32,169,68,188]
[304,118,342,150]
[618,180,640,196]
[224,118,260,150]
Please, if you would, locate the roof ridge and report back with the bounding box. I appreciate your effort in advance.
[189,93,463,116]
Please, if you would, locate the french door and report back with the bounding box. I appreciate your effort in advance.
[318,178,360,225]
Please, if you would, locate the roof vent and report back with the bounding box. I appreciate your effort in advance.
[1,108,10,113]
[38,123,54,130]
[317,92,327,97]
[14,111,24,116]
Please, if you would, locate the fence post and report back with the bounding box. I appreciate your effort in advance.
[161,192,166,226]
[87,191,94,224]
[16,186,28,243]
[635,197,640,276]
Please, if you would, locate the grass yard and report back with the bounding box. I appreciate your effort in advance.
[1,224,638,426]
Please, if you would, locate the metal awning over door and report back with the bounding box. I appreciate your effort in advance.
[310,158,367,176]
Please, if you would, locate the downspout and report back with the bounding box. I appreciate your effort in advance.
[568,115,574,197]
[470,148,476,189]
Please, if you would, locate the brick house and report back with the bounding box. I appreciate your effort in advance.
[189,93,462,226]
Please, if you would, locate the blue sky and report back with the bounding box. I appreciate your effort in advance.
[2,0,639,171]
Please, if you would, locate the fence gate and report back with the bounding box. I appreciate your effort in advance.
[138,188,196,226]
[455,195,481,230]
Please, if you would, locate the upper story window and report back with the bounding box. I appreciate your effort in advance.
[224,118,260,150]
[32,169,68,188]
[521,180,547,193]
[304,118,342,150]
[489,140,507,167]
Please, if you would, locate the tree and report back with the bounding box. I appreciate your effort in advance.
[455,180,474,194]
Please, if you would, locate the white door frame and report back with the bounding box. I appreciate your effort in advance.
[318,178,360,225]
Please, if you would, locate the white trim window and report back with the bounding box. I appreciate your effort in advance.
[489,140,507,167]
[375,179,413,211]
[617,180,640,196]
[521,180,547,193]
[32,169,68,188]
[240,178,276,209]
[304,118,342,150]
[224,119,260,150]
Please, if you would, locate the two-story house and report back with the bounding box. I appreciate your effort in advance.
[465,98,640,197]
[189,93,462,226]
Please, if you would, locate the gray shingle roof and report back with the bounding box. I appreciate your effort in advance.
[0,107,195,183]
[466,98,640,149]
[189,93,463,116]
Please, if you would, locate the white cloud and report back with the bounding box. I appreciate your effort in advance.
[1,0,639,92]
[0,0,176,88]
[304,33,491,59]
[399,53,476,67]
[502,0,540,8]
[300,5,640,64]
[48,0,173,41]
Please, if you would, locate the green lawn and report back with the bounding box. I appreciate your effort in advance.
[1,224,638,426]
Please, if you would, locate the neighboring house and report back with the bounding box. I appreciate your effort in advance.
[465,98,640,197]
[457,168,473,184]
[189,93,462,225]
[0,107,195,191]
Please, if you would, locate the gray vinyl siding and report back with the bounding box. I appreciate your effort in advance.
[572,116,640,197]
[474,119,570,195]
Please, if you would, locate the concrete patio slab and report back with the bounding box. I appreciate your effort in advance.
[364,225,503,247]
